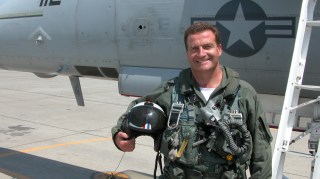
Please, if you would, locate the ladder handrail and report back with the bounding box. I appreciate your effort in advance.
[272,0,318,178]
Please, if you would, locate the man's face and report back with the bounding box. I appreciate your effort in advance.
[186,30,222,73]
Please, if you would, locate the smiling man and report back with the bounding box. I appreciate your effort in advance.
[112,22,273,179]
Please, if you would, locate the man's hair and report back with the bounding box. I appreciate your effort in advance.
[184,22,221,50]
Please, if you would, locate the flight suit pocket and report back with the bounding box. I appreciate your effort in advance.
[258,115,273,144]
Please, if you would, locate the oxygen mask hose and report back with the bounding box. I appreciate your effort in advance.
[200,104,252,156]
[216,119,251,155]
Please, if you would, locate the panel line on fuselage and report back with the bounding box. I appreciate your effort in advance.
[0,11,43,20]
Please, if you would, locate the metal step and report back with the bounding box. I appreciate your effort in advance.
[307,20,320,27]
[295,84,320,91]
[290,96,320,111]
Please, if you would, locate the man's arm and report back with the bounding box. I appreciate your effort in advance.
[111,82,171,151]
[248,95,273,178]
[249,112,273,178]
[239,80,273,178]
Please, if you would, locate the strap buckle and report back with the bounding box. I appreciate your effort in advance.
[167,103,184,129]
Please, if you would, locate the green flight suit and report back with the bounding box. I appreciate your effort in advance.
[111,66,273,179]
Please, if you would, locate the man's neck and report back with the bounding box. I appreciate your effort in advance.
[193,66,223,88]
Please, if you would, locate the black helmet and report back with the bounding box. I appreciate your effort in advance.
[122,101,167,139]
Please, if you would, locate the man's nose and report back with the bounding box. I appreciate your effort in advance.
[197,47,206,57]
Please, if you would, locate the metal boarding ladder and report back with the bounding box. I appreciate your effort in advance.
[272,0,320,178]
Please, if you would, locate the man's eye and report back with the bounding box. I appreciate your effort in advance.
[191,47,198,52]
[204,45,214,49]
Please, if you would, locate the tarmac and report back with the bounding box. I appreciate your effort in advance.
[0,69,315,179]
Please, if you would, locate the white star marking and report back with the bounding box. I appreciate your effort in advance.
[219,3,262,49]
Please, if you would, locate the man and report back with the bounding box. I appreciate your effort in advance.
[112,22,272,178]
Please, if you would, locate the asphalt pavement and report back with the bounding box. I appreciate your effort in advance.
[0,70,314,179]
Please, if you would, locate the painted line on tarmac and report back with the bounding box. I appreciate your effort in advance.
[20,137,112,153]
[0,137,112,158]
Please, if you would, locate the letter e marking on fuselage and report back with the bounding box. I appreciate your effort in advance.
[40,0,61,7]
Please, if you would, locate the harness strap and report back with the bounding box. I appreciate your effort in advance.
[168,77,196,125]
[154,151,163,179]
[229,85,241,112]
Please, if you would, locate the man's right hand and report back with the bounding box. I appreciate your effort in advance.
[114,131,136,152]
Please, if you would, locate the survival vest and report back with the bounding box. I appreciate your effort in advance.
[158,77,252,179]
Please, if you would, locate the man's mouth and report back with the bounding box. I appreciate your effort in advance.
[195,58,210,63]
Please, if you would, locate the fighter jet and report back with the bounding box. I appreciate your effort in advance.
[0,0,319,178]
